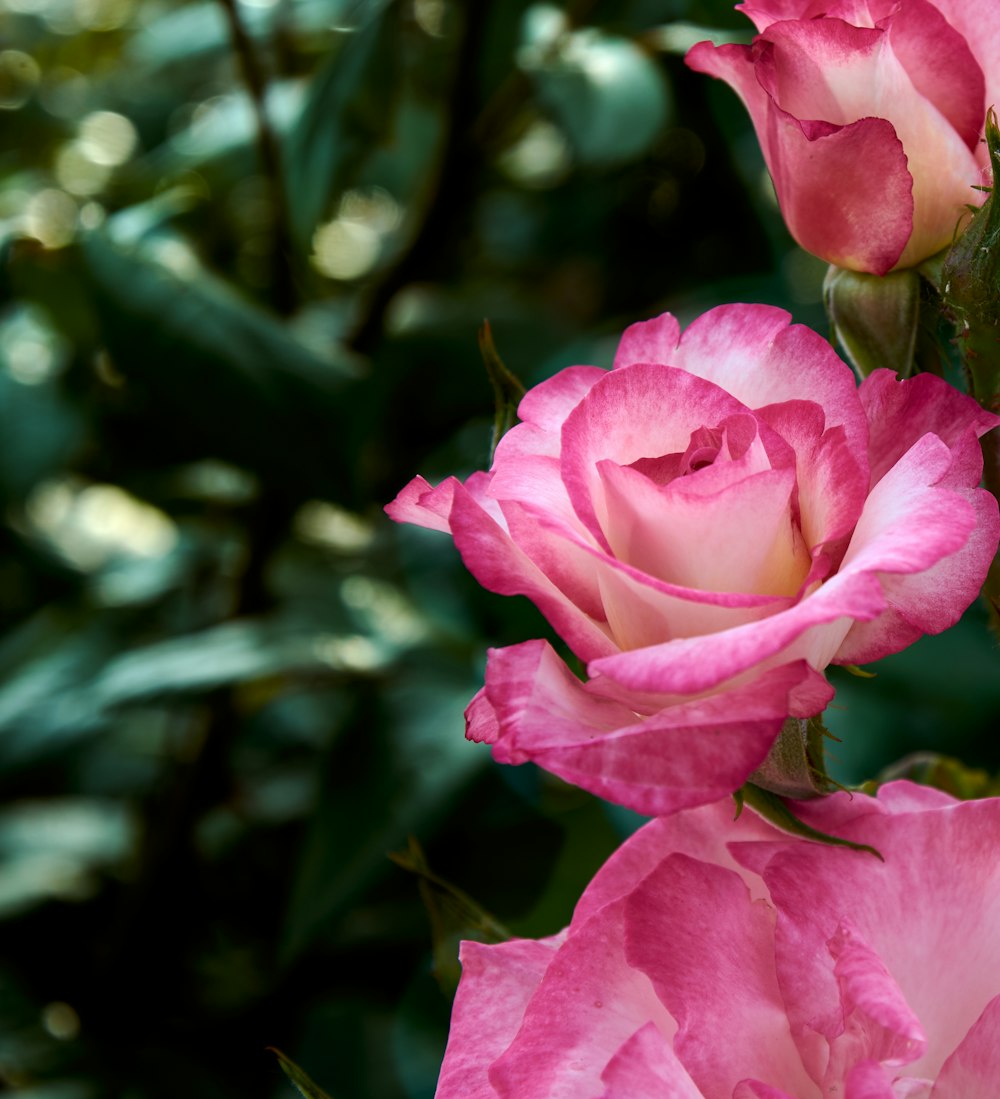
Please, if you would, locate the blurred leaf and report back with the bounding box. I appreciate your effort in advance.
[80,219,362,490]
[0,371,85,504]
[285,3,403,251]
[0,799,135,918]
[281,661,485,962]
[389,836,510,993]
[871,752,1000,799]
[127,1,271,69]
[270,1048,335,1099]
[0,613,390,769]
[519,23,672,167]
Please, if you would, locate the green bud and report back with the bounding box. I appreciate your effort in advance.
[824,264,921,379]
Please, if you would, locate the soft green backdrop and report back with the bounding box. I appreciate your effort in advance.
[1,1,997,1095]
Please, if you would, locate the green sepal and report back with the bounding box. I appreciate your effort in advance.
[390,836,511,995]
[479,320,527,463]
[269,1048,335,1099]
[747,715,835,799]
[735,782,883,860]
[824,264,921,379]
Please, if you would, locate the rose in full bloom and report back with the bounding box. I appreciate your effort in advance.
[387,305,998,814]
[436,782,1000,1098]
[686,1,1000,274]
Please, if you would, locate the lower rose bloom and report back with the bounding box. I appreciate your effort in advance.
[387,305,998,814]
[436,782,1000,1098]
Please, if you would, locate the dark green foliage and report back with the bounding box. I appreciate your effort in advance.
[1,1,996,1097]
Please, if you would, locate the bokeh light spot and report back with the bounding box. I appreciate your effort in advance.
[78,110,138,167]
[0,50,41,110]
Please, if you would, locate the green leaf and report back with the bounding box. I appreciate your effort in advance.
[270,1048,335,1099]
[0,611,392,769]
[281,660,485,963]
[735,782,883,859]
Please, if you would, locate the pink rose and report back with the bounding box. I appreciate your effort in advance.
[686,0,999,274]
[387,305,998,814]
[436,782,1000,1098]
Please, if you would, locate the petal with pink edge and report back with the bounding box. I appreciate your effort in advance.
[839,434,977,580]
[754,797,1000,1083]
[435,937,560,1099]
[618,305,869,455]
[481,640,832,815]
[464,686,499,745]
[625,854,818,1097]
[598,1023,703,1099]
[755,16,982,268]
[824,919,926,1080]
[385,474,458,534]
[883,0,984,149]
[560,362,752,550]
[571,801,781,929]
[445,479,618,662]
[931,0,1000,113]
[489,899,674,1099]
[686,40,913,274]
[858,369,999,489]
[516,365,607,431]
[836,483,999,664]
[589,567,885,696]
[596,458,806,597]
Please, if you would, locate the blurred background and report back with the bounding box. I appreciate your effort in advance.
[1,0,999,1095]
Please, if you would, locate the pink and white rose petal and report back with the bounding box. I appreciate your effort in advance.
[435,783,1000,1099]
[687,0,997,273]
[387,304,999,815]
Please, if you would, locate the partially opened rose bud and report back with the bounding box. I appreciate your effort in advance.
[687,1,995,275]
